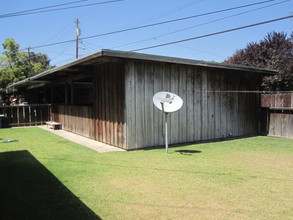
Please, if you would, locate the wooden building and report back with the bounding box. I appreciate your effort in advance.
[8,50,276,150]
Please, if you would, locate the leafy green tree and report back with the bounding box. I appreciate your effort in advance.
[0,38,54,88]
[225,32,293,91]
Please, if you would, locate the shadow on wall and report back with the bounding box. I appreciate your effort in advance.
[0,150,101,220]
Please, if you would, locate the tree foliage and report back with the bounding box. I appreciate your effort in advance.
[225,32,293,91]
[0,38,54,89]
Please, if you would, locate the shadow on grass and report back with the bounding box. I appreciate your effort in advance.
[174,150,202,155]
[0,150,101,220]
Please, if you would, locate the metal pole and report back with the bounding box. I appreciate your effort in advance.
[160,102,169,153]
[165,113,168,153]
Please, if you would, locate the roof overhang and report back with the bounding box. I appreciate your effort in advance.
[6,49,277,91]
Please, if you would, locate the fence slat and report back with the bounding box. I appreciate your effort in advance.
[0,104,51,127]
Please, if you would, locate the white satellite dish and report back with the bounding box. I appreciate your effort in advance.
[153,91,183,113]
[153,91,183,153]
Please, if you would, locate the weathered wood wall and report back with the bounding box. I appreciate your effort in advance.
[125,60,260,149]
[49,63,126,148]
[52,105,94,139]
[93,63,126,148]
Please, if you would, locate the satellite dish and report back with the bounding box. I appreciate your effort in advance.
[153,91,183,113]
[153,91,183,153]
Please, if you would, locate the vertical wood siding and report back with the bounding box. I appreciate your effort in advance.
[125,60,260,149]
[93,63,126,148]
[52,105,94,139]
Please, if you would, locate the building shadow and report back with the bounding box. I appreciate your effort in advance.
[0,150,101,220]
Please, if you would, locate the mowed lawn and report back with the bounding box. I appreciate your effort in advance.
[0,127,292,220]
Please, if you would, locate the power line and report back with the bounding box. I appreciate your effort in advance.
[0,0,88,18]
[86,0,204,43]
[50,43,76,62]
[25,0,280,50]
[129,0,204,27]
[0,0,124,18]
[149,0,289,40]
[131,15,293,52]
[148,38,225,58]
[81,0,279,40]
[42,22,74,45]
[112,0,288,50]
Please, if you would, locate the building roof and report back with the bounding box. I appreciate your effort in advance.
[7,49,277,90]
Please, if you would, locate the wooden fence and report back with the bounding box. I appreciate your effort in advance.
[261,93,293,109]
[0,104,51,128]
[261,93,293,138]
[268,111,293,138]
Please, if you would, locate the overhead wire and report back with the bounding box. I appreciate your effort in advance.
[145,38,225,58]
[0,0,124,18]
[79,41,94,52]
[39,0,123,46]
[112,0,288,50]
[129,0,205,27]
[42,23,74,46]
[50,43,76,62]
[0,43,75,64]
[81,41,102,51]
[80,0,280,41]
[0,52,52,64]
[151,0,290,40]
[83,0,204,42]
[0,0,88,18]
[131,15,293,52]
[23,0,281,50]
[37,0,204,51]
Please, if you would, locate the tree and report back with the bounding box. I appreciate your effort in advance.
[225,32,293,91]
[0,38,54,89]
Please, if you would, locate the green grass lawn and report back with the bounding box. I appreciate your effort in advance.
[0,127,292,219]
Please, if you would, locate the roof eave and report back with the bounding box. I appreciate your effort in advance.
[6,49,277,90]
[101,49,278,74]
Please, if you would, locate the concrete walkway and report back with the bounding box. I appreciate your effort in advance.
[39,126,125,153]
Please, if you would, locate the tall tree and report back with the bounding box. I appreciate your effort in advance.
[0,38,54,88]
[225,32,293,91]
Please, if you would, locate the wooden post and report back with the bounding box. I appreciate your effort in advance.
[40,106,43,124]
[17,106,20,126]
[49,104,52,121]
[29,106,31,126]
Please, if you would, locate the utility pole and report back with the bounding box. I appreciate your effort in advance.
[27,47,31,61]
[75,17,81,59]
[27,47,32,77]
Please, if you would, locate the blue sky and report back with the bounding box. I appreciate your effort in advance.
[1,0,292,66]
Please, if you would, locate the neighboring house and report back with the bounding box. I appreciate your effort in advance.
[7,50,276,150]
